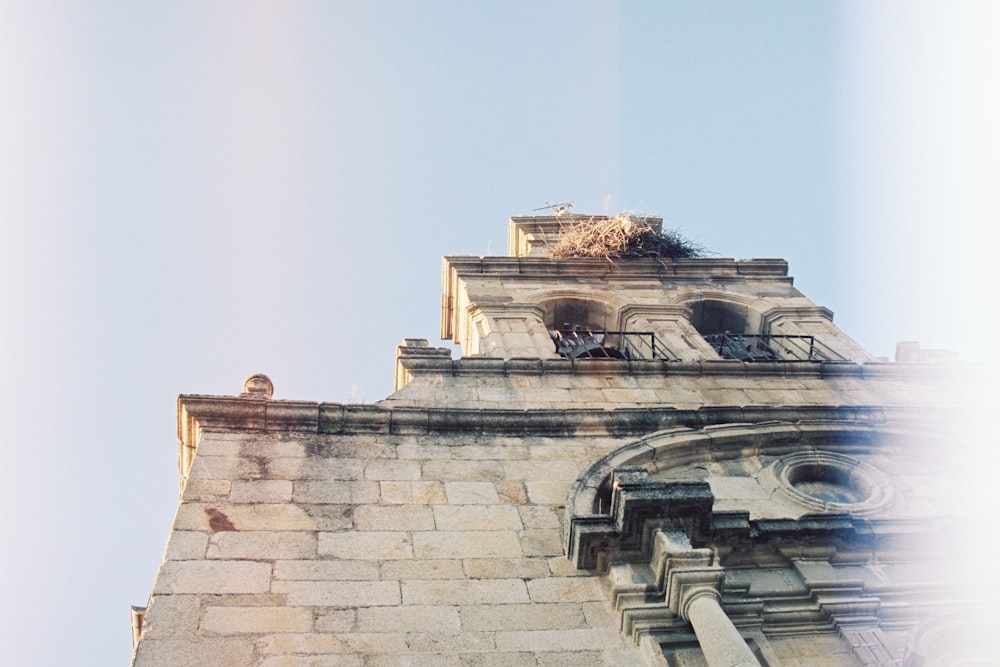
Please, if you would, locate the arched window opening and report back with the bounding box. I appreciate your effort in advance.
[690,300,842,361]
[689,300,778,361]
[541,297,676,361]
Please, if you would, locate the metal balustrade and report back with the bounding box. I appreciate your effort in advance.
[550,329,679,362]
[702,333,846,362]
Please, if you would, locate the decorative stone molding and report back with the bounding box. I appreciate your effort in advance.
[566,422,982,663]
[240,373,274,399]
[393,338,453,391]
[759,451,895,516]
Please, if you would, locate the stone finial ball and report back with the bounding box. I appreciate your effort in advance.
[242,373,274,398]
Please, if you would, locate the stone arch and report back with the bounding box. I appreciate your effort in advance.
[529,290,628,331]
[673,291,769,336]
[565,421,943,529]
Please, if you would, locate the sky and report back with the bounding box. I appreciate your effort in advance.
[1,1,997,664]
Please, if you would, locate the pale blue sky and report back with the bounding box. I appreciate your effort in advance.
[1,2,996,663]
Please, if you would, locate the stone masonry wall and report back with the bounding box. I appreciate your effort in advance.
[133,427,647,666]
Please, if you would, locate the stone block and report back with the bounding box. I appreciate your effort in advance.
[405,631,495,652]
[534,650,625,666]
[314,608,357,633]
[460,652,538,667]
[354,505,435,531]
[580,601,618,628]
[194,437,243,457]
[412,531,523,559]
[131,638,255,666]
[318,531,413,560]
[356,605,461,633]
[421,459,505,481]
[153,561,272,595]
[503,460,582,482]
[380,559,465,581]
[432,505,523,531]
[494,628,616,652]
[240,438,308,459]
[175,503,319,531]
[300,504,356,531]
[259,656,363,667]
[526,577,603,603]
[402,579,529,605]
[495,481,528,505]
[257,632,408,654]
[463,558,550,580]
[164,531,209,560]
[364,459,422,481]
[517,506,563,529]
[460,603,586,631]
[139,595,201,639]
[273,559,379,581]
[270,457,366,481]
[207,531,316,560]
[380,481,447,504]
[525,481,571,506]
[188,455,264,480]
[445,482,500,504]
[201,606,313,634]
[520,529,565,557]
[546,557,594,577]
[365,655,462,667]
[229,480,293,503]
[181,479,231,502]
[293,480,380,504]
[270,580,402,607]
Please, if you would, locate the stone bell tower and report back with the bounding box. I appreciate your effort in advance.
[133,214,988,666]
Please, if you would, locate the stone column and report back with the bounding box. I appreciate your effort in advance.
[681,589,761,667]
[656,529,761,667]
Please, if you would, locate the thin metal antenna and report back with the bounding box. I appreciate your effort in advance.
[532,201,573,215]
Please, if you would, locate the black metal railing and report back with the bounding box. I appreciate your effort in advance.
[702,333,845,362]
[550,329,679,362]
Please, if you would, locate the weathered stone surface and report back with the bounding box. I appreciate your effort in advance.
[356,605,461,633]
[354,505,435,531]
[257,632,409,654]
[201,606,313,634]
[164,531,208,560]
[153,561,272,595]
[270,580,402,607]
[494,628,619,652]
[132,638,255,666]
[402,579,530,605]
[432,505,523,531]
[412,531,523,559]
[379,559,465,580]
[207,531,316,560]
[138,595,201,640]
[364,459,422,481]
[175,503,318,531]
[462,558,551,580]
[379,481,447,504]
[460,603,587,631]
[526,577,604,603]
[229,479,293,503]
[318,531,413,560]
[445,482,500,504]
[272,559,379,581]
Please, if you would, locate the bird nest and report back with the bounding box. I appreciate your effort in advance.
[549,213,707,260]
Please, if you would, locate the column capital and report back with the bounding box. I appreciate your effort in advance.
[666,567,725,621]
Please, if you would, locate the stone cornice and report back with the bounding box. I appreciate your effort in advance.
[443,255,791,282]
[395,355,972,381]
[176,396,942,481]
